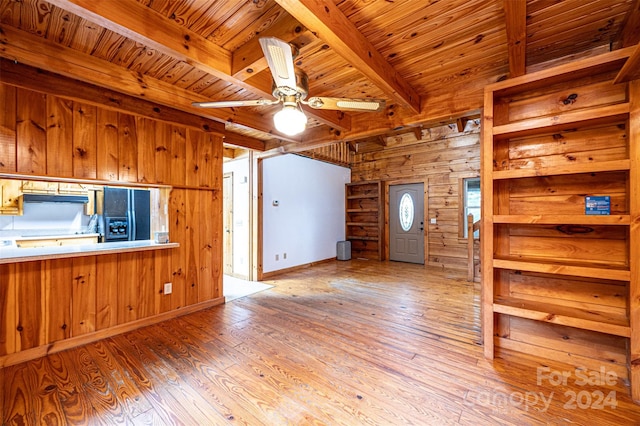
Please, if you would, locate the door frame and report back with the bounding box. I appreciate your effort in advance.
[384,179,429,264]
[222,151,257,281]
[253,154,262,281]
[223,172,234,276]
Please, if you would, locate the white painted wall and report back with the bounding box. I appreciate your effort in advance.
[223,157,250,278]
[262,154,350,273]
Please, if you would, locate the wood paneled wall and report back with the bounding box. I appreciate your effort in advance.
[0,82,223,364]
[350,122,480,270]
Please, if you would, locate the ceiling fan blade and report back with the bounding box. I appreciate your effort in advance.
[305,97,386,112]
[259,37,297,93]
[192,99,279,108]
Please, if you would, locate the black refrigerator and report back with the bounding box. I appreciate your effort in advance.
[102,187,151,242]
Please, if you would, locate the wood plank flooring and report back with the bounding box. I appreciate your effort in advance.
[3,260,640,425]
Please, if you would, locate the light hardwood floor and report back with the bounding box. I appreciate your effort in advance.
[2,260,640,425]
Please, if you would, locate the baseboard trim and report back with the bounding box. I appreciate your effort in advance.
[260,257,336,280]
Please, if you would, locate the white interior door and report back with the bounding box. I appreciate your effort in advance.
[389,183,424,264]
[223,172,233,275]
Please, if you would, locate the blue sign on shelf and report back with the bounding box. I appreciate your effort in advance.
[585,196,610,215]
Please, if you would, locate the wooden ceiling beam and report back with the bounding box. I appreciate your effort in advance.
[504,0,527,77]
[0,23,295,143]
[45,0,349,131]
[45,0,241,87]
[456,118,469,133]
[275,0,421,114]
[223,133,266,152]
[223,147,240,159]
[412,126,423,141]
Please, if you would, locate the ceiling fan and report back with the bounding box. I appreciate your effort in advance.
[192,37,386,136]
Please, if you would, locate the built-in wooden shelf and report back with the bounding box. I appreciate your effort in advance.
[489,49,631,97]
[492,257,630,281]
[492,159,630,180]
[347,193,379,200]
[345,180,384,260]
[493,296,630,337]
[482,48,640,403]
[492,215,630,225]
[346,208,378,213]
[346,235,379,241]
[492,103,630,140]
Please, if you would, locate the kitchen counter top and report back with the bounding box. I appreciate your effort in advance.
[0,240,179,264]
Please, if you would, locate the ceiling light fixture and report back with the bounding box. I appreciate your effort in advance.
[273,96,307,136]
[192,37,386,137]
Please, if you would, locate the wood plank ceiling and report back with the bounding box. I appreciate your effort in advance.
[0,0,638,153]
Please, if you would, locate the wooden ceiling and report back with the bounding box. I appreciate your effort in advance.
[1,0,639,153]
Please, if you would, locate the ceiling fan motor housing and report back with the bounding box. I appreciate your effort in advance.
[273,68,309,100]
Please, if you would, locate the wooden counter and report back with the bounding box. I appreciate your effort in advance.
[0,240,179,264]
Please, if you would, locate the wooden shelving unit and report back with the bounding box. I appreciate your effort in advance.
[345,180,384,260]
[481,48,640,402]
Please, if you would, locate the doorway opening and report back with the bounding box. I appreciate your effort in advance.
[222,153,265,301]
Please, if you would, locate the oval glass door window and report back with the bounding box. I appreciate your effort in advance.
[399,193,414,231]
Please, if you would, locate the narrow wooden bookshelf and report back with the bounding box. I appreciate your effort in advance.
[345,180,384,260]
[481,48,640,402]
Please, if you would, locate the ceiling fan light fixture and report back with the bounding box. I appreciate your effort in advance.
[274,104,307,136]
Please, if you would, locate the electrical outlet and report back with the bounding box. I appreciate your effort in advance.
[275,254,279,261]
[283,252,287,259]
[164,282,172,295]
